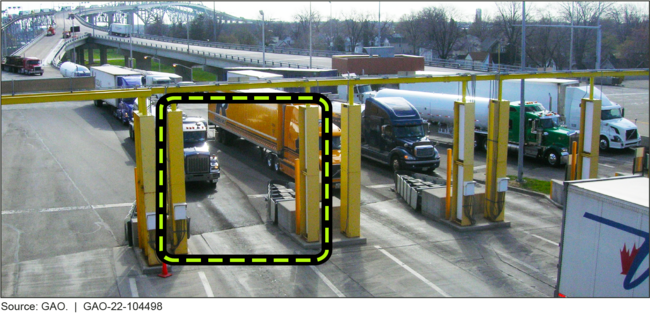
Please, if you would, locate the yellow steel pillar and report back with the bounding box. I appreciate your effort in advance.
[298,105,320,242]
[451,101,475,226]
[134,98,159,266]
[484,99,509,222]
[576,98,601,179]
[166,105,188,254]
[340,103,361,237]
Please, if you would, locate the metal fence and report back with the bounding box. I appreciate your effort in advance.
[424,57,538,73]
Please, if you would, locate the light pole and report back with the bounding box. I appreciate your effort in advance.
[309,3,312,69]
[329,1,332,50]
[172,63,201,82]
[378,1,381,46]
[186,12,190,52]
[144,55,161,72]
[260,10,266,67]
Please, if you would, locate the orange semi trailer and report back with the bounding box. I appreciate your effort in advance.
[208,89,342,188]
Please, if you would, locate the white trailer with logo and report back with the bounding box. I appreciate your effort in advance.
[555,176,649,297]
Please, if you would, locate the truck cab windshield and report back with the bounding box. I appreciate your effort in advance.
[601,109,622,120]
[27,60,40,65]
[540,116,560,129]
[356,85,372,93]
[394,125,425,138]
[184,131,206,145]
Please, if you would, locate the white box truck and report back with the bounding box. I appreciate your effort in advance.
[556,176,649,297]
[108,23,131,37]
[90,65,144,124]
[399,78,641,150]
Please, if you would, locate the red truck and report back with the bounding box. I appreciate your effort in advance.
[1,56,44,75]
[46,26,55,36]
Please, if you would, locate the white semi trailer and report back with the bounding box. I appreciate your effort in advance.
[400,79,641,150]
[90,65,144,124]
[556,176,648,297]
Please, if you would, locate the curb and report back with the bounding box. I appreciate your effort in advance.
[474,179,562,209]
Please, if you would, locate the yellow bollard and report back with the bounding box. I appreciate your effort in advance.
[446,148,452,220]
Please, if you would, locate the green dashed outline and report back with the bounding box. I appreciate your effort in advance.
[155,93,333,266]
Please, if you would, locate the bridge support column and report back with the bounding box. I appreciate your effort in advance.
[76,47,85,65]
[99,47,108,65]
[87,47,94,65]
[107,13,114,26]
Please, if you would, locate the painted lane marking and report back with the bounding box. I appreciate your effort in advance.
[309,265,345,297]
[600,164,615,168]
[375,245,451,297]
[129,278,139,298]
[247,194,267,199]
[2,203,134,215]
[198,271,214,297]
[521,230,559,246]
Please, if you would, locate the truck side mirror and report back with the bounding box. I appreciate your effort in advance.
[207,125,216,141]
[427,122,431,134]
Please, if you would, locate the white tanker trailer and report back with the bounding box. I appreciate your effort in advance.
[59,62,91,77]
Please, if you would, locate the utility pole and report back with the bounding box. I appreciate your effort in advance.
[569,1,573,70]
[378,2,381,46]
[309,2,312,69]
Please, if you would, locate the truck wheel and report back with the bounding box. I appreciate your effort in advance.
[209,180,217,188]
[274,158,282,173]
[391,156,402,172]
[599,136,609,151]
[545,150,561,167]
[265,154,275,170]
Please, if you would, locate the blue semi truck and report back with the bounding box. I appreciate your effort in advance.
[361,97,441,173]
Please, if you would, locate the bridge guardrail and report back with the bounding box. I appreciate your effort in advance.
[50,33,91,69]
[92,33,326,70]
[423,58,537,73]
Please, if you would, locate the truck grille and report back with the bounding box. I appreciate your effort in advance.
[186,155,209,174]
[414,145,435,158]
[34,67,41,71]
[626,129,638,141]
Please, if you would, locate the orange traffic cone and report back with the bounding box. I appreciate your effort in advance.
[158,263,172,278]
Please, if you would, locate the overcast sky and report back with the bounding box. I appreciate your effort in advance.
[3,1,649,22]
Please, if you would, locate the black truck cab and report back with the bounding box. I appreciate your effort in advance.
[361,97,440,173]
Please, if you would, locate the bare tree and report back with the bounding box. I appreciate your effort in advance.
[526,13,565,69]
[468,11,492,40]
[560,2,614,69]
[341,10,372,52]
[420,6,463,60]
[397,11,424,54]
[292,8,322,49]
[493,2,527,65]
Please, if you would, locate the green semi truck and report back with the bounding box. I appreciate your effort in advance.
[374,89,579,166]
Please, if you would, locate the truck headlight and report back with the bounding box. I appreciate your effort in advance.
[561,147,568,152]
[612,135,622,142]
[404,154,415,161]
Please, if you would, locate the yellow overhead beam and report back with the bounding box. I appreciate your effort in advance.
[3,69,647,106]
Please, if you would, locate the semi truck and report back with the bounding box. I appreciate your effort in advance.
[374,89,578,166]
[334,74,375,104]
[59,62,90,77]
[130,102,220,187]
[362,97,440,173]
[556,176,648,297]
[108,23,131,37]
[46,26,55,36]
[400,79,640,150]
[208,89,343,188]
[1,56,44,75]
[90,65,144,124]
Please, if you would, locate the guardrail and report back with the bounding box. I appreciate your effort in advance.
[50,33,91,69]
[424,58,537,73]
[10,30,47,57]
[92,33,326,69]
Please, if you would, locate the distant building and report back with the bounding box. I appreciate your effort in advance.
[476,9,482,22]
